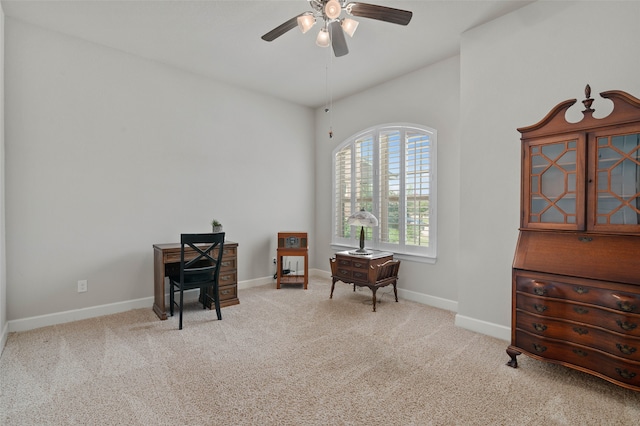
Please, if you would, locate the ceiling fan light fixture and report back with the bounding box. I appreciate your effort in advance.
[324,0,342,20]
[341,18,359,37]
[297,13,316,34]
[316,27,331,47]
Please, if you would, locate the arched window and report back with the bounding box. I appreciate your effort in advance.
[332,123,437,261]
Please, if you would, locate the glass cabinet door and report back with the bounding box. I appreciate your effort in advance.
[591,130,640,232]
[523,135,585,230]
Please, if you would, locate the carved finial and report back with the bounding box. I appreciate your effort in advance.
[582,84,594,113]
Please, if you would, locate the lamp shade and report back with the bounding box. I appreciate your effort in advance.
[347,209,378,227]
[341,18,359,37]
[297,14,316,34]
[324,0,342,20]
[316,28,330,47]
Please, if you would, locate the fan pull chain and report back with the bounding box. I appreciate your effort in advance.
[325,44,334,139]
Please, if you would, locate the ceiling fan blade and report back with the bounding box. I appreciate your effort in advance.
[330,21,349,57]
[261,14,304,42]
[346,2,413,25]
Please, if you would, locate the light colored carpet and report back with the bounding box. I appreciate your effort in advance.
[1,276,640,425]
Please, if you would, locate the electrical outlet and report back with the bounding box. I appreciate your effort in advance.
[273,257,277,264]
[77,280,88,293]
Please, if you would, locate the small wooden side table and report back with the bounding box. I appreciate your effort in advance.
[276,232,308,289]
[330,250,400,311]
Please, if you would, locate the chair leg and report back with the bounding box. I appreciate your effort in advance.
[213,283,222,321]
[169,282,174,316]
[179,287,184,330]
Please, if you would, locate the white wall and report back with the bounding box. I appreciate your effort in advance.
[4,19,315,324]
[456,0,640,338]
[314,56,461,312]
[0,5,7,349]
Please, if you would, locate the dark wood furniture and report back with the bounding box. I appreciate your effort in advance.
[276,232,308,289]
[169,233,225,330]
[330,250,400,312]
[153,241,238,320]
[508,85,640,392]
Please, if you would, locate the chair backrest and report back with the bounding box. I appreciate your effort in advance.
[375,259,401,283]
[180,233,225,285]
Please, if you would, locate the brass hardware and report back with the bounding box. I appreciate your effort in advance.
[572,327,589,335]
[616,320,638,331]
[578,236,593,242]
[533,287,547,296]
[354,262,363,268]
[572,349,588,357]
[221,275,231,281]
[221,261,230,267]
[616,344,637,355]
[573,306,589,314]
[532,343,547,353]
[533,304,548,313]
[573,286,589,294]
[615,368,637,380]
[617,301,637,313]
[532,323,547,332]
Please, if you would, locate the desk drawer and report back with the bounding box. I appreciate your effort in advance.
[336,256,368,271]
[165,246,235,264]
[219,271,237,286]
[220,258,237,272]
[219,284,237,302]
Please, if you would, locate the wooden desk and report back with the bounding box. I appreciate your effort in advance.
[329,250,400,312]
[153,241,238,320]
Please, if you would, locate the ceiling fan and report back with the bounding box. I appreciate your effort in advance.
[261,0,413,57]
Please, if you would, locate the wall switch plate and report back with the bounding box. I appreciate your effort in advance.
[77,280,88,293]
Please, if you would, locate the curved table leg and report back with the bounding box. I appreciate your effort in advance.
[330,278,337,299]
[371,287,378,312]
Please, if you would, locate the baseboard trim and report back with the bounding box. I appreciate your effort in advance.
[455,314,510,342]
[398,288,458,313]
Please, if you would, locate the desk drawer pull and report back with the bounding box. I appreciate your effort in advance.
[573,306,589,315]
[532,323,547,332]
[573,286,589,294]
[532,343,547,353]
[573,349,588,357]
[616,320,638,331]
[533,304,547,313]
[572,327,589,335]
[616,344,637,355]
[615,368,637,380]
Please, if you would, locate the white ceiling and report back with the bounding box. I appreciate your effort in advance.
[1,0,532,108]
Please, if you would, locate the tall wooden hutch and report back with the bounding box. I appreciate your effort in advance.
[508,85,640,391]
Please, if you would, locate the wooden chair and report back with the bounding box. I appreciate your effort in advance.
[169,233,225,329]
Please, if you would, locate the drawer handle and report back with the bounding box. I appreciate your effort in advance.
[532,343,547,353]
[533,287,547,296]
[339,269,350,275]
[578,236,593,242]
[572,327,589,335]
[616,344,637,355]
[354,262,363,268]
[221,275,231,281]
[615,368,637,380]
[533,304,547,313]
[616,320,638,331]
[617,301,637,313]
[573,286,589,294]
[220,289,231,295]
[532,323,547,332]
[573,306,589,315]
[572,349,588,357]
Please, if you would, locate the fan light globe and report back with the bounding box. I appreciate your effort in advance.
[341,18,359,37]
[324,0,341,20]
[297,14,316,34]
[316,28,330,47]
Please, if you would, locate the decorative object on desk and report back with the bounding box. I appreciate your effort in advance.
[347,208,378,255]
[211,219,223,233]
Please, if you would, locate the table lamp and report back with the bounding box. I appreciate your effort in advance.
[347,209,378,255]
